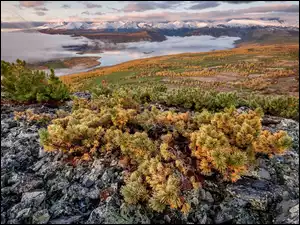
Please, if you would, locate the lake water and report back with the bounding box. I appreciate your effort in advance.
[1,31,240,76]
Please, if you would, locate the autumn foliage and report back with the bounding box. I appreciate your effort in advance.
[37,87,292,214]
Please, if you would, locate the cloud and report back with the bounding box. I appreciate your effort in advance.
[81,11,90,15]
[222,1,258,4]
[122,1,183,12]
[35,11,46,16]
[66,15,90,22]
[77,1,102,8]
[19,1,46,8]
[188,2,221,10]
[242,4,299,13]
[93,3,299,24]
[62,4,71,9]
[123,3,155,12]
[107,7,121,12]
[95,12,105,15]
[85,2,102,8]
[81,11,106,16]
[35,7,48,11]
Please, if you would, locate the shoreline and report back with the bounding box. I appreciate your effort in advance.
[60,39,243,78]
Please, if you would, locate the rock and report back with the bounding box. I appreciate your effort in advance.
[17,178,44,194]
[48,201,74,219]
[49,216,82,224]
[101,171,111,184]
[16,208,31,219]
[1,212,6,224]
[258,168,271,180]
[1,103,299,224]
[205,191,214,203]
[87,206,106,224]
[7,172,20,185]
[237,106,251,114]
[72,92,91,100]
[82,178,95,188]
[48,181,70,196]
[274,200,299,224]
[32,209,50,224]
[32,160,47,172]
[38,147,46,158]
[21,191,46,208]
[261,116,281,125]
[196,211,208,224]
[214,198,259,224]
[110,160,118,167]
[164,215,171,223]
[7,120,18,129]
[86,188,100,199]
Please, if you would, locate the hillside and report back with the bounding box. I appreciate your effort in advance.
[1,41,299,224]
[60,43,299,98]
[27,57,101,70]
[39,29,166,43]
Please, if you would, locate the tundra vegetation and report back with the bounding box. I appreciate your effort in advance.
[2,43,298,215]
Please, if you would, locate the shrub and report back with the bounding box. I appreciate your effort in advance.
[101,86,298,120]
[14,109,53,125]
[189,107,291,182]
[39,99,292,214]
[1,59,69,103]
[244,94,299,120]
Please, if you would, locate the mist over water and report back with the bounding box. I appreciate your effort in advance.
[1,31,240,76]
[93,35,240,67]
[1,31,90,63]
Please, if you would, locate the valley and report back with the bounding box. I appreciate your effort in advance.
[61,43,299,98]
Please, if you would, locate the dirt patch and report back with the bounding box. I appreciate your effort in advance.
[255,55,273,58]
[248,74,263,78]
[184,72,243,82]
[244,58,259,62]
[276,60,299,67]
[207,66,223,69]
[263,75,299,96]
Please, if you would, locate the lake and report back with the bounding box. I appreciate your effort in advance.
[1,31,240,76]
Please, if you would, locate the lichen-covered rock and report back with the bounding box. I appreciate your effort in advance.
[273,200,299,224]
[21,191,46,208]
[32,209,50,224]
[72,92,92,100]
[1,103,299,224]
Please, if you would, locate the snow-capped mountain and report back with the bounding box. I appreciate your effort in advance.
[61,22,90,29]
[226,19,288,28]
[37,21,66,29]
[38,19,299,31]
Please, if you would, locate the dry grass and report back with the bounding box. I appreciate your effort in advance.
[60,43,299,96]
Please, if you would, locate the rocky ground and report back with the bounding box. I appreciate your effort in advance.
[1,97,299,224]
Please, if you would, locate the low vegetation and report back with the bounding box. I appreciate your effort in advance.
[27,57,101,70]
[7,43,298,216]
[37,86,292,214]
[1,59,70,103]
[60,44,299,97]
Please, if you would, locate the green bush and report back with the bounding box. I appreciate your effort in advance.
[91,85,298,120]
[1,59,69,103]
[243,94,299,120]
[39,94,292,214]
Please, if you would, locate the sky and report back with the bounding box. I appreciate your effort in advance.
[1,1,299,24]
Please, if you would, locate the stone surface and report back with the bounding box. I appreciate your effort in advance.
[32,209,50,224]
[1,103,299,224]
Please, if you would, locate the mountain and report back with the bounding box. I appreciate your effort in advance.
[226,19,288,27]
[38,19,299,31]
[36,19,299,45]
